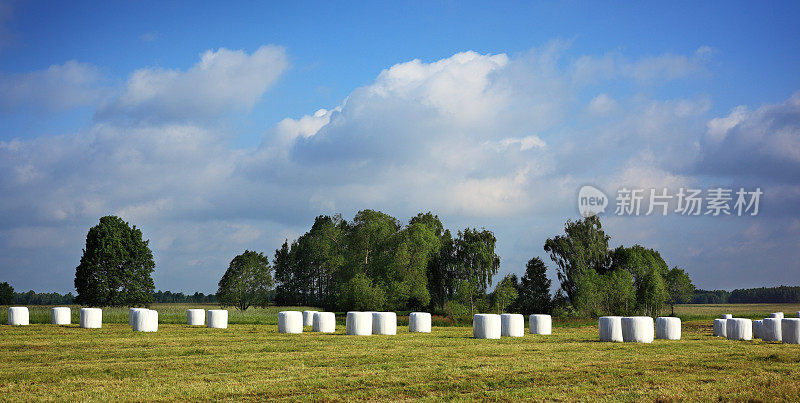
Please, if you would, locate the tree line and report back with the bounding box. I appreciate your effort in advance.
[0,282,216,305]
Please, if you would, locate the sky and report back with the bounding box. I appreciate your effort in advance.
[1,1,799,294]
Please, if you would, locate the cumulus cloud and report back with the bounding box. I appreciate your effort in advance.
[2,42,797,293]
[0,60,106,113]
[96,45,289,123]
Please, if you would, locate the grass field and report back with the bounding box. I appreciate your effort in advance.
[1,304,799,401]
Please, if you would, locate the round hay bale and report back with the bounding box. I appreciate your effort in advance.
[655,317,681,340]
[8,307,29,326]
[346,311,372,336]
[129,308,147,326]
[372,312,397,335]
[761,318,782,342]
[753,320,763,339]
[80,308,102,329]
[713,319,727,337]
[473,314,501,339]
[206,309,228,329]
[621,316,654,343]
[781,318,800,344]
[278,311,303,334]
[529,314,552,335]
[725,318,752,341]
[51,307,71,325]
[312,312,336,333]
[409,312,431,333]
[303,310,319,327]
[187,309,205,326]
[132,309,158,332]
[770,312,784,319]
[797,311,800,318]
[500,313,524,337]
[599,316,623,342]
[721,314,733,319]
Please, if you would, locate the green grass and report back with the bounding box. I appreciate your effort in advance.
[1,304,799,400]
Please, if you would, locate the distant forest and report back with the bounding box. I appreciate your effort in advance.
[691,286,800,304]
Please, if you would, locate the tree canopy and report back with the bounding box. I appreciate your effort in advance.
[217,250,274,311]
[74,216,155,307]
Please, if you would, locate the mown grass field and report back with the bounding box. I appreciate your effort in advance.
[1,304,799,401]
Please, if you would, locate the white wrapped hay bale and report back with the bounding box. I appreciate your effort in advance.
[761,318,782,342]
[621,316,654,343]
[500,313,524,337]
[312,312,336,333]
[782,318,800,344]
[409,312,431,333]
[796,311,800,318]
[278,311,303,334]
[770,312,784,319]
[721,314,732,319]
[129,308,147,326]
[725,318,752,341]
[753,320,763,339]
[207,309,228,329]
[655,317,681,340]
[187,309,205,326]
[8,307,29,326]
[529,314,552,335]
[599,316,623,342]
[132,309,158,332]
[473,314,501,339]
[713,319,728,337]
[372,312,397,335]
[51,307,71,325]
[346,311,372,336]
[302,310,319,327]
[80,308,102,328]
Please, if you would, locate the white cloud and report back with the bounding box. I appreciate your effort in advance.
[96,45,289,123]
[0,60,106,113]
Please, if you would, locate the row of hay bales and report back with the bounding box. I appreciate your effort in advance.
[5,306,230,329]
[713,312,800,344]
[275,310,432,335]
[597,316,681,343]
[471,314,552,339]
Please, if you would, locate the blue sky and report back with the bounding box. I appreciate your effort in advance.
[1,1,799,294]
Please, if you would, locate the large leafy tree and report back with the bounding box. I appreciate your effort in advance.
[610,245,670,316]
[665,267,695,315]
[491,274,519,314]
[513,257,552,315]
[217,250,273,311]
[454,228,500,314]
[544,216,610,303]
[74,216,155,307]
[0,282,13,305]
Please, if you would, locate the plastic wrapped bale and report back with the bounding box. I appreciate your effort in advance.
[599,316,623,342]
[409,312,431,333]
[725,318,752,341]
[797,311,800,318]
[713,319,727,337]
[621,316,654,343]
[51,307,71,325]
[655,317,681,340]
[721,314,733,319]
[770,312,784,319]
[132,309,158,332]
[372,312,397,335]
[80,308,102,329]
[782,319,800,344]
[473,314,501,339]
[187,309,205,326]
[312,312,336,333]
[761,318,782,342]
[207,309,228,329]
[529,314,552,335]
[500,313,524,337]
[346,311,372,336]
[129,308,147,326]
[302,310,319,327]
[278,311,303,334]
[753,320,763,339]
[8,307,29,326]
